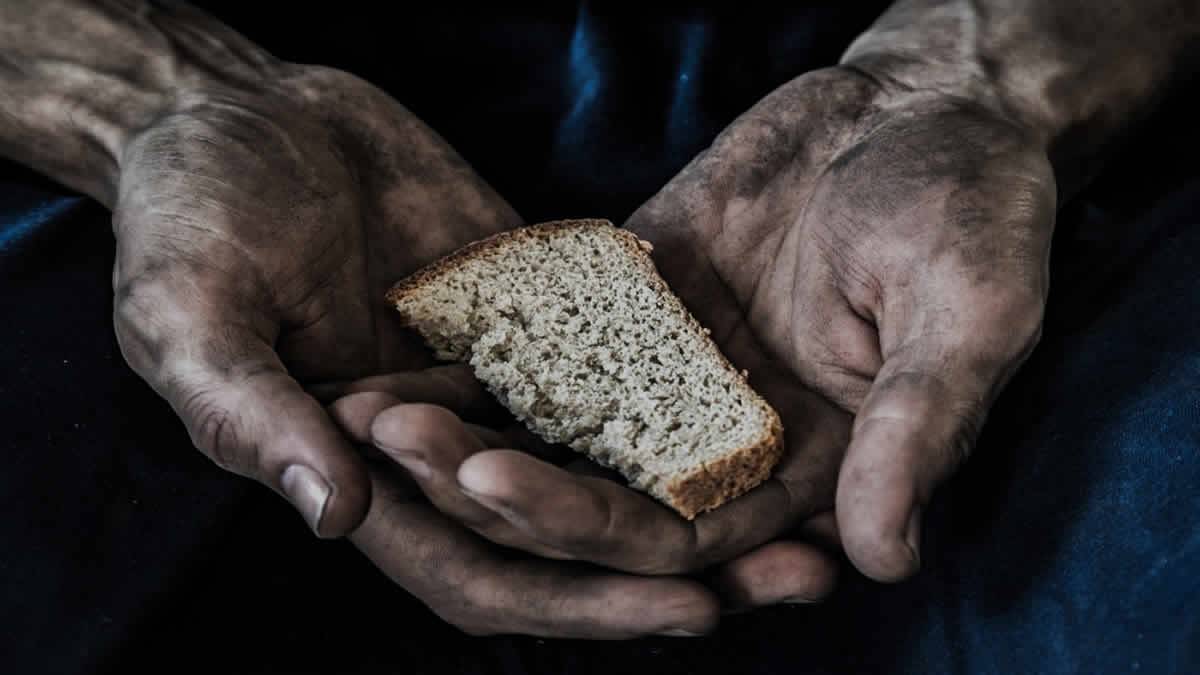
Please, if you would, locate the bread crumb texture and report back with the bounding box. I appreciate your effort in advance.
[387,220,783,518]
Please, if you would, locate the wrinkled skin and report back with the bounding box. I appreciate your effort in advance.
[5,0,1187,643]
[111,65,517,535]
[629,65,1053,581]
[353,65,1054,594]
[111,65,748,637]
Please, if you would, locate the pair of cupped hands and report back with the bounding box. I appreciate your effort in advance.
[111,60,1053,638]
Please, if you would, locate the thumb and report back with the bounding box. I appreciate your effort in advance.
[836,322,1038,581]
[115,284,369,538]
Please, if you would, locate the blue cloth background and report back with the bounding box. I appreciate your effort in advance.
[0,4,1197,674]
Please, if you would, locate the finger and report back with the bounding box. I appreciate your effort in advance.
[329,391,403,444]
[453,341,850,575]
[351,470,720,639]
[367,403,491,521]
[837,308,1040,581]
[458,449,702,574]
[328,389,509,444]
[327,385,516,456]
[114,285,368,537]
[708,539,839,612]
[451,340,849,575]
[309,365,501,420]
[367,403,568,558]
[458,448,823,575]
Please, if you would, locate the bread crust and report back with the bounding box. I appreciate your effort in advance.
[387,219,785,519]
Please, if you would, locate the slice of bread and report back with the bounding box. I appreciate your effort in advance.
[386,219,783,519]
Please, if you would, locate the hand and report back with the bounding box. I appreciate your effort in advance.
[361,63,1051,596]
[331,388,723,638]
[111,63,519,536]
[106,55,744,635]
[330,369,844,613]
[1,0,724,639]
[628,65,1053,581]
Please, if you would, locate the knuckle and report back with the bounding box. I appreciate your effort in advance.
[286,64,374,107]
[112,271,176,373]
[799,355,875,413]
[181,388,256,475]
[943,403,986,469]
[575,491,619,550]
[954,286,1045,365]
[716,113,791,158]
[551,489,646,566]
[634,535,696,577]
[692,520,745,574]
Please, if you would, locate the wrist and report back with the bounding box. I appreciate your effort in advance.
[839,40,1062,153]
[0,1,283,206]
[840,0,1200,194]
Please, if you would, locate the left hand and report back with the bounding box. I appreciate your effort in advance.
[627,64,1052,583]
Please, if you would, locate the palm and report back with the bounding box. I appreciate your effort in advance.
[624,70,883,519]
[629,66,1054,578]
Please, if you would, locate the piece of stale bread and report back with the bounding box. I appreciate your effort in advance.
[386,219,783,519]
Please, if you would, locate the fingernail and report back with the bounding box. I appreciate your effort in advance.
[386,448,431,480]
[460,486,533,532]
[457,463,500,499]
[281,464,331,535]
[460,485,507,511]
[657,628,704,637]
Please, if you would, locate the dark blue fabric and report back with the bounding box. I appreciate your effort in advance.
[1,5,1197,674]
